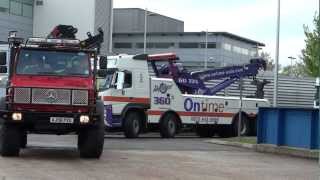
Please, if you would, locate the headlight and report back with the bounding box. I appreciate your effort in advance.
[80,115,90,124]
[12,113,22,121]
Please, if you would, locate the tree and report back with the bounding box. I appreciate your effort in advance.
[280,62,307,77]
[301,14,320,77]
[260,52,276,71]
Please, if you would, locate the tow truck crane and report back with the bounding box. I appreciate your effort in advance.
[0,25,108,158]
[99,53,270,138]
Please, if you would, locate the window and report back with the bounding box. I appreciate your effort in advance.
[179,43,199,48]
[123,72,132,88]
[0,0,9,13]
[114,43,132,49]
[35,0,43,6]
[200,42,216,49]
[135,42,175,49]
[10,0,22,16]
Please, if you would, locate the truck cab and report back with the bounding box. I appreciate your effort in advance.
[0,29,106,158]
[99,54,150,136]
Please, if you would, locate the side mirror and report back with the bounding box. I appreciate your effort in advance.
[116,72,125,90]
[97,69,107,77]
[0,66,7,74]
[0,52,6,66]
[99,56,107,69]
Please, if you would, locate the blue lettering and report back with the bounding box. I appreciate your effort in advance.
[184,98,193,111]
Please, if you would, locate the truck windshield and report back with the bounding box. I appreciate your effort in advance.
[16,49,90,76]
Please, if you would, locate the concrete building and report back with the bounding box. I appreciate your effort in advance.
[112,8,264,69]
[113,8,184,33]
[113,31,264,69]
[0,0,34,43]
[33,0,113,54]
[0,0,113,55]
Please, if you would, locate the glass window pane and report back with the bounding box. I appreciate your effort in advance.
[22,4,32,17]
[179,43,199,48]
[114,43,132,49]
[10,1,22,16]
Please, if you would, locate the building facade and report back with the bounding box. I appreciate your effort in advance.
[33,0,113,55]
[113,32,264,69]
[113,8,184,33]
[0,0,34,42]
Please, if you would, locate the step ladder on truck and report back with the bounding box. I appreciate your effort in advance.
[98,53,270,138]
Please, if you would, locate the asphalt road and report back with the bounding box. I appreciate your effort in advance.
[0,133,318,180]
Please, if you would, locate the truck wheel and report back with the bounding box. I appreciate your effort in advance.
[160,113,178,138]
[96,100,107,129]
[230,114,250,137]
[196,126,215,138]
[124,112,141,138]
[0,124,21,157]
[20,131,27,148]
[78,103,105,159]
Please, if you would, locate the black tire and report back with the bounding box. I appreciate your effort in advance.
[20,131,27,148]
[124,111,141,138]
[196,126,215,138]
[96,101,107,129]
[0,124,21,157]
[78,102,105,159]
[160,113,178,138]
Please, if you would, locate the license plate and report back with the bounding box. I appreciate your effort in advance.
[50,117,74,124]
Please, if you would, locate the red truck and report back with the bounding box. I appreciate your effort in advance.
[0,26,107,158]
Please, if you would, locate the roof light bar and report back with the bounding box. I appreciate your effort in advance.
[27,38,80,47]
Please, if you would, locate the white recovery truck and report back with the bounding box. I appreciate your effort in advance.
[98,53,270,138]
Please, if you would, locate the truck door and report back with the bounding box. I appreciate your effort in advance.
[110,71,133,115]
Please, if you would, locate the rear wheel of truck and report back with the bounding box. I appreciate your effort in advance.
[0,124,21,157]
[196,126,215,138]
[160,113,178,138]
[124,111,141,138]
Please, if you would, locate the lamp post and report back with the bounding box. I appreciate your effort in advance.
[143,9,156,54]
[273,0,281,107]
[203,30,214,69]
[288,56,296,76]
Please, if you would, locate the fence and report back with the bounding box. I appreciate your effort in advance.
[257,107,319,149]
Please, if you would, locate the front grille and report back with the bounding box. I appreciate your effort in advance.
[13,88,89,106]
[14,88,31,103]
[72,90,88,105]
[32,88,71,105]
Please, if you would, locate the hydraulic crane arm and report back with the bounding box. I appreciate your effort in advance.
[173,58,267,95]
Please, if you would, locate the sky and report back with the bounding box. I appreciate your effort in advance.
[114,0,319,66]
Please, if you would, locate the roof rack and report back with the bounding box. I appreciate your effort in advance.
[26,37,81,48]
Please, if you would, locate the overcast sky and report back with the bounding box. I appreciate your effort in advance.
[114,0,319,66]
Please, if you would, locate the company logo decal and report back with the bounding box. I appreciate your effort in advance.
[184,98,224,112]
[153,83,173,94]
[46,89,58,103]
